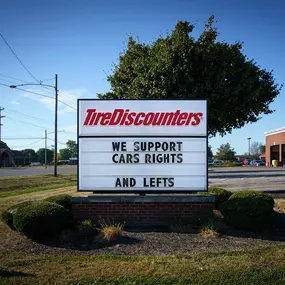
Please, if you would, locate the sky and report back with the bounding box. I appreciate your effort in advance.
[0,0,284,154]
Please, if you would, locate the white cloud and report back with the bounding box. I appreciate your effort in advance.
[10,100,20,105]
[22,88,89,114]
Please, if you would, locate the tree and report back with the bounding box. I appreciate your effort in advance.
[98,16,281,136]
[66,140,77,157]
[215,143,236,161]
[21,149,38,162]
[37,148,53,164]
[250,141,263,158]
[0,141,9,148]
[259,144,266,154]
[208,145,213,159]
[59,148,71,160]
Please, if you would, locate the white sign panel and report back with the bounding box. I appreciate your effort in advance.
[78,137,207,192]
[78,99,207,193]
[79,100,207,137]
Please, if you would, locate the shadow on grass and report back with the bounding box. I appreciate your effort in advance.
[0,269,35,278]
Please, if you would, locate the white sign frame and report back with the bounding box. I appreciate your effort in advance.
[77,99,208,193]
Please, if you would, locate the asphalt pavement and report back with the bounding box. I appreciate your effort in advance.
[1,166,284,193]
[0,166,77,176]
[209,166,285,192]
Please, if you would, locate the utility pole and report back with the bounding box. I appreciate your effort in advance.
[54,74,58,177]
[45,130,47,169]
[247,137,251,157]
[0,107,5,141]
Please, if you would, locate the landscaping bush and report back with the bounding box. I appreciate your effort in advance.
[13,201,68,238]
[1,201,38,229]
[208,187,232,209]
[220,198,275,231]
[44,194,72,211]
[229,190,274,209]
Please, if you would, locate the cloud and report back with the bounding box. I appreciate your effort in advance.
[10,100,20,105]
[22,88,89,114]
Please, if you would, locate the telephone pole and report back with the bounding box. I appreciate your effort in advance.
[0,107,5,141]
[45,130,47,168]
[54,74,58,177]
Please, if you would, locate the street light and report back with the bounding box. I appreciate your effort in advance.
[247,137,251,157]
[10,74,59,176]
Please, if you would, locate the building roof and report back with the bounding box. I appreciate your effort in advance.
[264,127,285,136]
[260,152,266,157]
[10,150,27,158]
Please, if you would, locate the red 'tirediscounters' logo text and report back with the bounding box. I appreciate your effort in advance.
[83,109,203,127]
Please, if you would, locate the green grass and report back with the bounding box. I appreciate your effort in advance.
[0,173,77,198]
[0,245,285,284]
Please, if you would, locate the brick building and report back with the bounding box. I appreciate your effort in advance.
[265,127,285,166]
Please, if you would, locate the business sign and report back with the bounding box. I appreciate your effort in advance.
[78,100,207,193]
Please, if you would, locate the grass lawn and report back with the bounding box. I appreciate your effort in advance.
[1,185,285,284]
[1,245,285,284]
[0,173,77,198]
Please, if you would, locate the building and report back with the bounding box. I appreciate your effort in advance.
[265,127,285,166]
[0,148,27,167]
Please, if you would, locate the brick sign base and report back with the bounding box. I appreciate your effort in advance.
[72,195,215,228]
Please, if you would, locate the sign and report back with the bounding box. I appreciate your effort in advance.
[78,100,208,193]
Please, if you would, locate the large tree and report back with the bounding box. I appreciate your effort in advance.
[208,145,213,159]
[37,148,54,164]
[215,143,236,161]
[21,149,38,162]
[98,16,281,136]
[59,148,71,160]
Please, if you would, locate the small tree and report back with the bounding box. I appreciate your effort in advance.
[215,143,236,161]
[259,144,266,154]
[66,140,77,157]
[250,141,263,159]
[59,148,71,160]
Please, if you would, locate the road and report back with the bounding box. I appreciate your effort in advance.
[0,166,77,176]
[209,166,285,192]
[1,166,284,193]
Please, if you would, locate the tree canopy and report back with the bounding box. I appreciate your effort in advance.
[98,16,281,136]
[21,149,38,162]
[37,148,54,164]
[215,143,236,161]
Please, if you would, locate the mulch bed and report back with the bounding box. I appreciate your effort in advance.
[9,217,285,256]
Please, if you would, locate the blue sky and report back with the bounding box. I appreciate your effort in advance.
[0,0,284,154]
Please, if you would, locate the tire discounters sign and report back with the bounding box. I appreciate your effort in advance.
[78,100,207,193]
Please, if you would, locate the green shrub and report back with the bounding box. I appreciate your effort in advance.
[208,187,232,209]
[229,191,274,209]
[220,198,275,231]
[44,194,72,211]
[1,201,38,229]
[13,201,68,238]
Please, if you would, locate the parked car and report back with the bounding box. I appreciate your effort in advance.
[250,160,266,166]
[243,159,252,165]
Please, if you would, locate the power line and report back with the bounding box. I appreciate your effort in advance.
[6,115,52,131]
[0,73,30,84]
[0,32,40,83]
[10,139,44,148]
[5,107,51,124]
[0,82,76,110]
[0,82,54,99]
[48,138,66,146]
[2,137,44,140]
